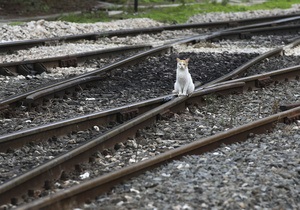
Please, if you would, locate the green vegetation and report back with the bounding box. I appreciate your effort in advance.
[9,22,24,26]
[58,12,111,23]
[60,0,300,24]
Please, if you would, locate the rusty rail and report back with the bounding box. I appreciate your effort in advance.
[0,45,152,76]
[1,23,299,110]
[0,95,171,152]
[1,14,300,209]
[0,16,299,76]
[16,95,300,210]
[1,64,300,152]
[1,60,300,205]
[1,23,298,77]
[0,44,172,109]
[209,24,300,41]
[0,82,242,204]
[280,101,300,111]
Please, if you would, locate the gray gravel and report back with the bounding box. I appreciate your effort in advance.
[0,52,257,135]
[92,122,300,210]
[187,4,300,23]
[0,51,257,186]
[1,77,300,208]
[0,29,200,63]
[0,18,163,41]
[64,79,300,210]
[1,7,300,209]
[175,34,299,55]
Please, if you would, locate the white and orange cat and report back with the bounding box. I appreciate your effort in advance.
[173,58,195,96]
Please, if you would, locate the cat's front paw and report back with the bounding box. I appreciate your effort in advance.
[178,93,187,96]
[182,92,188,96]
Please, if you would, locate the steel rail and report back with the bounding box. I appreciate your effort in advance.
[214,16,300,33]
[0,17,297,100]
[279,101,300,111]
[1,13,300,52]
[206,65,300,91]
[25,76,103,103]
[0,16,300,76]
[0,44,173,110]
[1,64,299,152]
[0,95,171,152]
[1,20,298,77]
[0,14,299,208]
[16,95,300,210]
[1,61,300,205]
[209,24,300,41]
[1,21,299,110]
[0,82,244,205]
[164,16,300,44]
[197,36,300,88]
[0,45,152,76]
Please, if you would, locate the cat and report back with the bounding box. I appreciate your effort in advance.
[173,58,195,96]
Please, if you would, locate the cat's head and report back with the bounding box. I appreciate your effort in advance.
[176,58,189,70]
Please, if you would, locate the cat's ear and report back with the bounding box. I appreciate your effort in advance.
[176,58,180,62]
[185,58,190,63]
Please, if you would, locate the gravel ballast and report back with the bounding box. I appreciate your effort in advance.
[1,6,300,209]
[92,122,300,210]
[0,52,258,135]
[1,79,299,208]
[187,4,300,23]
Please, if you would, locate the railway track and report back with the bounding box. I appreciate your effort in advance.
[0,13,300,209]
[1,15,299,112]
[0,34,299,137]
[1,12,300,53]
[0,45,152,76]
[1,15,300,77]
[1,65,299,209]
[20,105,300,210]
[1,43,300,149]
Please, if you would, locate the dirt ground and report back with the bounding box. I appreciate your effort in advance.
[0,0,100,18]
